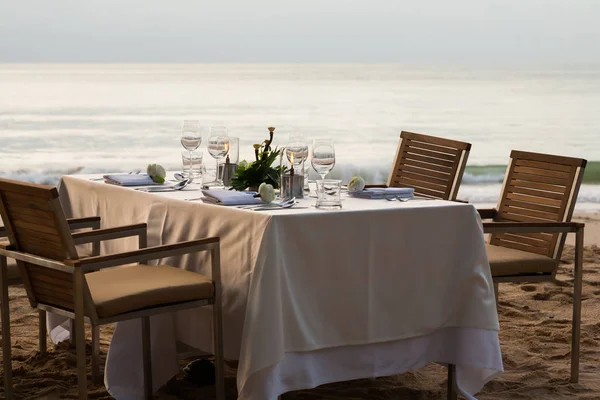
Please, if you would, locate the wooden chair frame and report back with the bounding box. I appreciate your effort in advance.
[0,217,101,358]
[479,150,586,383]
[382,131,471,201]
[0,181,225,400]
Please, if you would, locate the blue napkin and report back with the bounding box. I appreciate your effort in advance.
[103,173,157,186]
[202,190,263,206]
[349,187,415,199]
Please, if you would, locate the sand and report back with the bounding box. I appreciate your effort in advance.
[2,213,600,399]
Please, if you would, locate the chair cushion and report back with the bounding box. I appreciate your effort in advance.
[86,265,214,318]
[486,244,557,277]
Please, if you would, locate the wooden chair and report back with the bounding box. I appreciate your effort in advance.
[0,178,225,400]
[0,217,101,362]
[370,131,471,201]
[479,150,586,383]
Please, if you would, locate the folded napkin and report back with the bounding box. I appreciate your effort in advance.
[349,187,415,199]
[103,173,157,186]
[201,190,263,206]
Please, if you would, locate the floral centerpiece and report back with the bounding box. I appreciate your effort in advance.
[230,127,285,191]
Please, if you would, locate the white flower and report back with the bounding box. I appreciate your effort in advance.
[258,182,275,203]
[347,176,366,192]
[147,164,166,184]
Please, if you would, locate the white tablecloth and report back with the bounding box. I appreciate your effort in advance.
[57,175,502,399]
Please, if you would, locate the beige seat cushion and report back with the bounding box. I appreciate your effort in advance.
[486,244,557,277]
[86,265,214,318]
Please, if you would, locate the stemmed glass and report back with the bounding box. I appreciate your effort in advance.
[205,126,230,188]
[180,120,202,179]
[311,138,335,181]
[285,133,309,172]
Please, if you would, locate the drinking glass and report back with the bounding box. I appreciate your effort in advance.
[285,133,309,169]
[315,179,342,209]
[311,138,335,181]
[205,126,230,187]
[181,151,204,179]
[180,120,202,178]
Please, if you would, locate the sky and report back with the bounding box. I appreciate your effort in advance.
[0,0,599,64]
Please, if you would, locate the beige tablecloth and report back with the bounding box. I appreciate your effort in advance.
[56,175,502,399]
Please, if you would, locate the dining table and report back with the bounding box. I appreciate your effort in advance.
[54,173,503,400]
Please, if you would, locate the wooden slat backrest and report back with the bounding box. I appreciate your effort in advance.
[490,151,587,261]
[0,178,79,310]
[387,131,472,200]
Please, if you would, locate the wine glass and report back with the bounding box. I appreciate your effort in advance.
[311,138,335,181]
[180,120,202,178]
[205,126,230,187]
[285,133,308,173]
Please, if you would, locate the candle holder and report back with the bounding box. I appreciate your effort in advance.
[281,173,304,199]
[220,137,239,188]
[279,148,304,199]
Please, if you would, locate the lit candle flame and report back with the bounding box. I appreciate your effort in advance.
[290,153,294,164]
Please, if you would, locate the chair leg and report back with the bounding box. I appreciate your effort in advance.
[447,364,457,400]
[73,270,87,400]
[141,316,153,400]
[92,325,101,385]
[493,282,499,305]
[571,227,584,383]
[71,317,77,347]
[213,298,225,400]
[1,256,13,400]
[38,310,47,355]
[212,246,225,400]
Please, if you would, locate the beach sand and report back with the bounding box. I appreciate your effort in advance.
[1,213,600,399]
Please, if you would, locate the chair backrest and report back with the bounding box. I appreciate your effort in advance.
[490,150,586,261]
[387,131,471,200]
[0,178,80,309]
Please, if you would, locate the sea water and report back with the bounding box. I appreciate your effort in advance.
[1,64,599,207]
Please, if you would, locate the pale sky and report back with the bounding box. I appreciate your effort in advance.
[0,0,599,64]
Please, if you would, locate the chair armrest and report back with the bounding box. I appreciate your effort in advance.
[71,223,147,245]
[65,237,220,272]
[364,184,388,188]
[67,216,101,230]
[483,221,584,234]
[477,208,497,219]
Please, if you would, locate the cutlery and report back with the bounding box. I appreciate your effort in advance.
[384,195,409,202]
[174,172,185,181]
[236,197,296,210]
[253,204,306,211]
[135,178,193,192]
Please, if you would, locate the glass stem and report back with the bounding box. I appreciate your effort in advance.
[218,159,226,184]
[189,150,193,177]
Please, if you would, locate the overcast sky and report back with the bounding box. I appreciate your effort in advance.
[0,0,599,64]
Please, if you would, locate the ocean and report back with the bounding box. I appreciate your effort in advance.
[1,64,599,208]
